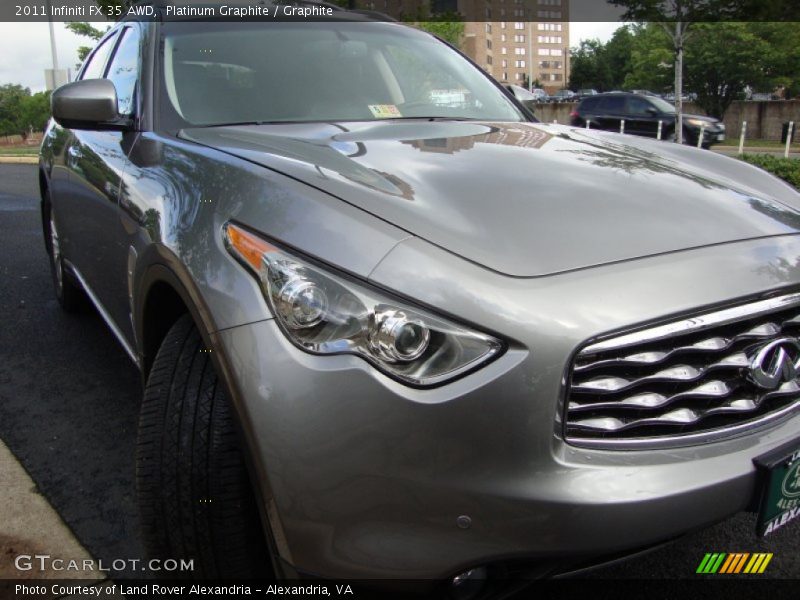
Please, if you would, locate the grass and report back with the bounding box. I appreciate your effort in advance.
[718,138,799,149]
[740,154,800,189]
[0,146,38,156]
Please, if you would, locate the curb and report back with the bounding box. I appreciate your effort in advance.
[714,147,799,154]
[0,156,38,164]
[0,438,103,581]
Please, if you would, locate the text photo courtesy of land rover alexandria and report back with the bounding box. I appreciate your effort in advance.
[39,2,800,589]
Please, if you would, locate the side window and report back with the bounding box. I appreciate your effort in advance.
[80,33,118,81]
[627,97,653,116]
[598,96,625,113]
[581,97,598,111]
[106,27,141,116]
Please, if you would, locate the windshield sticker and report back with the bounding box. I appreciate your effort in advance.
[430,89,467,107]
[368,104,402,118]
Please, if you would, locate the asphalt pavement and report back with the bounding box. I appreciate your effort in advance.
[1,163,799,583]
[0,164,144,578]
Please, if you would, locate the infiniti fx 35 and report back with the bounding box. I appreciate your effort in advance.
[40,3,800,585]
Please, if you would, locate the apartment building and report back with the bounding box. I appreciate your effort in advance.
[350,0,570,93]
[461,1,569,93]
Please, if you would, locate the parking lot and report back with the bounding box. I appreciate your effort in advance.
[1,162,800,582]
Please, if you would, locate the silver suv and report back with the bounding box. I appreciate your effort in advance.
[40,4,800,589]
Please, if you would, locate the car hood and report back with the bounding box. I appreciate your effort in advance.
[181,121,800,277]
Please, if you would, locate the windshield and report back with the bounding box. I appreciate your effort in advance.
[649,96,676,114]
[161,22,525,126]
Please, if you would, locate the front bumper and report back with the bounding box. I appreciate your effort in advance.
[217,235,800,579]
[690,124,726,145]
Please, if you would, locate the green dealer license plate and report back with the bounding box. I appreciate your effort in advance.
[755,440,800,536]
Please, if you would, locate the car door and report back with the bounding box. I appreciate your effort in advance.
[576,96,599,126]
[625,96,660,138]
[56,31,118,278]
[61,25,143,342]
[594,95,625,132]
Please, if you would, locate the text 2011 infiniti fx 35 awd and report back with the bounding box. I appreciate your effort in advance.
[40,6,800,585]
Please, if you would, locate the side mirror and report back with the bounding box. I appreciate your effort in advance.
[646,107,659,116]
[51,79,128,130]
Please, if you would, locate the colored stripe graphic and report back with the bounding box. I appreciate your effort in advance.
[700,553,774,574]
[697,553,727,574]
[719,554,736,574]
[696,553,714,573]
[719,553,749,573]
[744,553,774,574]
[733,553,750,573]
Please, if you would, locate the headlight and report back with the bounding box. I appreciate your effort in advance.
[224,223,503,387]
[685,118,708,128]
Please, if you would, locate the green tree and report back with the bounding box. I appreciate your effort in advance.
[604,25,635,87]
[684,22,771,118]
[401,5,464,49]
[0,85,51,138]
[622,23,674,92]
[749,22,800,99]
[608,1,732,142]
[20,91,52,134]
[568,39,610,91]
[568,25,635,92]
[415,16,465,48]
[622,21,794,117]
[0,84,29,137]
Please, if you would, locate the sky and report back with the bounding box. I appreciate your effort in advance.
[0,21,622,93]
[0,22,91,92]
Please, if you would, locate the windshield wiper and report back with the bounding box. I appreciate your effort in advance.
[379,116,483,122]
[191,121,277,128]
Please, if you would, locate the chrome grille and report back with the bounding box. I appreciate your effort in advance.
[565,293,800,447]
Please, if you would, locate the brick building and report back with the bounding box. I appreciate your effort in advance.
[460,0,569,93]
[350,0,571,93]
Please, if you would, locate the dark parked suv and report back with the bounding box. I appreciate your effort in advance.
[570,91,726,147]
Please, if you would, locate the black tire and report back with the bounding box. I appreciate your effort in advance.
[136,314,272,579]
[43,197,86,312]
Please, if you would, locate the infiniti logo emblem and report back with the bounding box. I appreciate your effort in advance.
[749,337,800,390]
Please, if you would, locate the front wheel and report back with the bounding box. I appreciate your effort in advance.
[136,314,272,578]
